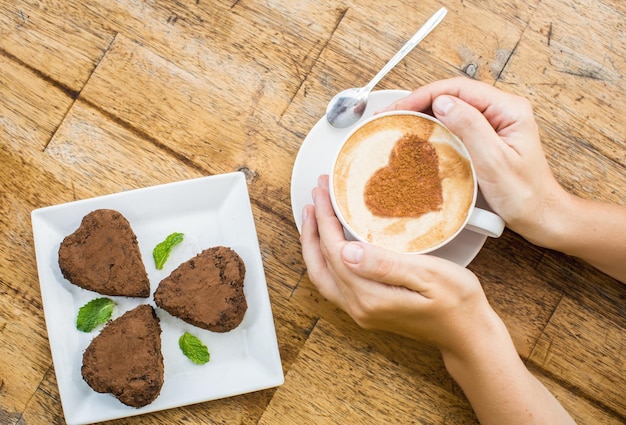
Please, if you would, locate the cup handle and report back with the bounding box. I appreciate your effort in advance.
[465,207,505,238]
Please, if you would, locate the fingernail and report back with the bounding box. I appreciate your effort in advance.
[318,175,330,190]
[342,243,364,264]
[302,206,309,222]
[433,95,455,116]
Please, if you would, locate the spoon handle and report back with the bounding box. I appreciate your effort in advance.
[364,7,448,92]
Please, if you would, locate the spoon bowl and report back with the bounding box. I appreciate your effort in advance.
[325,7,447,128]
[325,87,369,129]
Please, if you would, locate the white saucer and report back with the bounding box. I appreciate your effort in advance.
[290,90,489,267]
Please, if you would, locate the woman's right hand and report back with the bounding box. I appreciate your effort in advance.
[379,77,570,246]
[381,77,626,283]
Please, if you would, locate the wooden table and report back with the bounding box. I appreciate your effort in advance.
[1,0,624,423]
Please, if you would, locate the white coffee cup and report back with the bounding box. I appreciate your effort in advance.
[329,111,505,254]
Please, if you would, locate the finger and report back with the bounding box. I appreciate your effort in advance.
[340,242,432,293]
[300,204,320,255]
[309,175,353,302]
[300,204,347,307]
[376,77,484,113]
[378,77,523,127]
[300,204,325,279]
[311,175,380,311]
[431,95,512,180]
[341,242,475,298]
[312,175,347,247]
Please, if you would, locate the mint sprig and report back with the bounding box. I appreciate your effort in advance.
[76,298,115,332]
[179,332,210,365]
[153,232,184,270]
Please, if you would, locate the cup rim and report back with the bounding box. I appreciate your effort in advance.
[329,110,478,254]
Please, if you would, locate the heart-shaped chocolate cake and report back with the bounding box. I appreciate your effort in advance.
[58,209,150,297]
[364,133,443,217]
[154,246,247,332]
[81,304,164,408]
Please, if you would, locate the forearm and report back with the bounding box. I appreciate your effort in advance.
[535,191,626,283]
[441,311,575,425]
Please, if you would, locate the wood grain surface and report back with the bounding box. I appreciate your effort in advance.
[1,0,624,424]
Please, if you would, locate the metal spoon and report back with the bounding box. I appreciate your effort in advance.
[325,7,448,128]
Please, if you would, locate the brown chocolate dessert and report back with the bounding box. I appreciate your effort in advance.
[154,246,247,332]
[81,304,164,408]
[58,209,150,297]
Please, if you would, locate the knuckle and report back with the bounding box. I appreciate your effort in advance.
[305,268,322,287]
[319,241,332,259]
[367,253,396,280]
[349,293,383,329]
[516,96,533,112]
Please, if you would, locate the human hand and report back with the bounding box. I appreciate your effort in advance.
[300,175,502,354]
[300,176,578,424]
[379,77,569,246]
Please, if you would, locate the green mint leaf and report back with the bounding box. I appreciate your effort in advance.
[179,331,210,365]
[76,298,116,332]
[153,232,184,270]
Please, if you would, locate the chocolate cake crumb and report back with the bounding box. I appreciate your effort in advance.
[154,246,247,332]
[81,304,164,408]
[58,209,150,297]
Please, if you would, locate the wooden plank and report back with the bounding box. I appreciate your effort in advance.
[37,30,311,290]
[0,1,113,92]
[74,34,297,203]
[0,276,51,425]
[44,99,205,200]
[281,0,541,137]
[529,251,626,420]
[14,366,63,425]
[496,0,626,203]
[0,147,68,424]
[531,365,626,425]
[48,0,337,120]
[0,48,75,424]
[0,54,73,152]
[528,295,625,421]
[260,318,479,424]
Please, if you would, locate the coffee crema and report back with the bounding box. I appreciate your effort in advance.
[332,114,475,252]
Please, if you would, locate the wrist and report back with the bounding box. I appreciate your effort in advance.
[439,305,578,425]
[511,185,574,250]
[440,308,521,384]
[523,192,626,282]
[440,312,541,425]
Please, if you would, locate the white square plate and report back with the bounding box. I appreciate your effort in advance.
[31,172,284,425]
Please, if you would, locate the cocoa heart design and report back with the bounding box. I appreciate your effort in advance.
[364,133,443,217]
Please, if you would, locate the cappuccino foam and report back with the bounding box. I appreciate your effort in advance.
[332,114,475,252]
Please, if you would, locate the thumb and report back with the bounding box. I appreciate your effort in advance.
[341,242,481,303]
[341,242,448,293]
[431,95,504,174]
